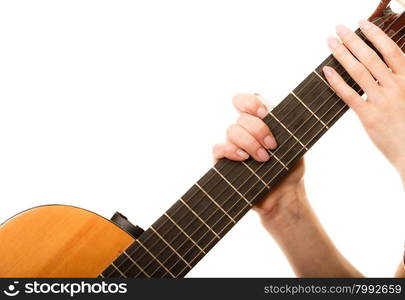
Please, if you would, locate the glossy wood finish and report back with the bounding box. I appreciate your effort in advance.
[0,205,134,277]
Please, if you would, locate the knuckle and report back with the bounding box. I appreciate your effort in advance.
[236,113,247,125]
[245,99,259,113]
[363,52,378,66]
[342,33,355,45]
[226,123,239,137]
[333,45,345,57]
[350,64,365,80]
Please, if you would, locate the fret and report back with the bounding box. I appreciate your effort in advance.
[123,250,151,277]
[165,200,218,252]
[211,166,253,207]
[213,160,273,207]
[290,91,329,129]
[101,264,114,277]
[102,264,120,278]
[122,244,164,277]
[268,112,308,150]
[150,226,192,269]
[111,262,127,278]
[181,184,236,234]
[194,182,236,223]
[242,161,270,188]
[269,93,325,150]
[137,239,176,278]
[313,70,333,90]
[213,164,268,206]
[152,214,206,262]
[179,198,221,240]
[268,151,289,170]
[198,167,253,219]
[164,212,206,254]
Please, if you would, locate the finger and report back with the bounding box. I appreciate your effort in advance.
[232,93,269,119]
[323,66,366,114]
[212,143,249,163]
[335,24,393,87]
[327,36,380,96]
[359,19,405,75]
[226,124,270,162]
[237,113,277,149]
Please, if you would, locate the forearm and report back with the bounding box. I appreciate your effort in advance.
[260,182,363,277]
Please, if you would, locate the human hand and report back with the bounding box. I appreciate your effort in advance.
[323,20,405,181]
[212,93,307,227]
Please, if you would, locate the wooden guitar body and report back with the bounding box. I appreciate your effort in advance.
[0,205,134,277]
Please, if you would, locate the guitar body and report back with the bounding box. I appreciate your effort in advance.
[0,205,134,277]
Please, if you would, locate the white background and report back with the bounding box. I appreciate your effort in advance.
[0,0,404,277]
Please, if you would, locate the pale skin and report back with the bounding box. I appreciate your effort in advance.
[213,20,405,277]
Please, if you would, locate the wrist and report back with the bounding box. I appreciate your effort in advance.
[258,181,312,234]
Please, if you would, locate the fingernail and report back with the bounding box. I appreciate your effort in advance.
[264,135,277,149]
[236,149,249,159]
[323,66,333,77]
[256,106,268,119]
[257,148,270,161]
[335,24,350,37]
[327,37,340,50]
[359,19,372,31]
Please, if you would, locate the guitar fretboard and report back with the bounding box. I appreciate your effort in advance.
[100,15,403,278]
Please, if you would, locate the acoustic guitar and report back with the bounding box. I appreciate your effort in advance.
[1,0,404,278]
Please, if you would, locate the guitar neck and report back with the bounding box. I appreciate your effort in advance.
[101,17,401,278]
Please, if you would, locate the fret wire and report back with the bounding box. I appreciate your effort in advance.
[264,151,289,170]
[179,198,221,239]
[99,273,104,278]
[111,262,127,278]
[194,183,236,223]
[242,161,270,188]
[212,166,253,207]
[150,226,193,269]
[164,212,206,254]
[136,240,176,277]
[290,91,329,129]
[313,70,333,90]
[101,18,398,276]
[268,112,309,150]
[123,250,151,277]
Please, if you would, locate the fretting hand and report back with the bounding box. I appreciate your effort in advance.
[212,93,306,228]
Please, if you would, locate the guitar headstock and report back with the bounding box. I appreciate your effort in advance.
[368,0,405,51]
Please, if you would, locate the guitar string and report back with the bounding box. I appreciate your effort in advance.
[108,16,393,278]
[103,17,398,278]
[109,17,393,278]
